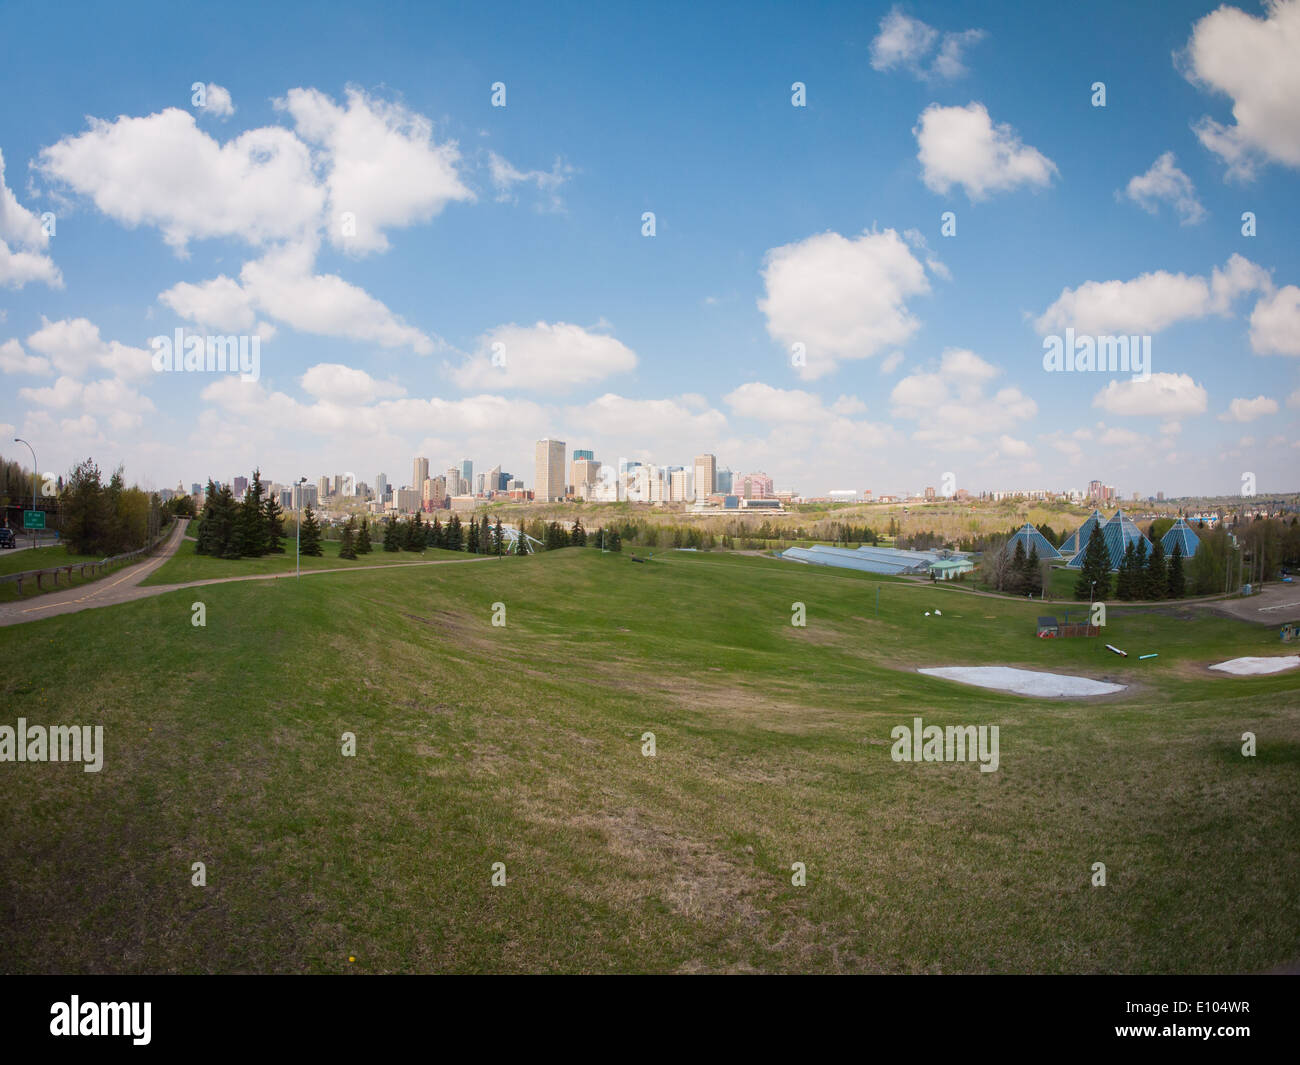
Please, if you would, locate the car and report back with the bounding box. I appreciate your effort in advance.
[0,528,16,548]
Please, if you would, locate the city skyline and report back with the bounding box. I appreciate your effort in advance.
[2,2,1297,502]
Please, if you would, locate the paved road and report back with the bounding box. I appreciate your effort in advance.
[0,519,498,628]
[1199,581,1300,624]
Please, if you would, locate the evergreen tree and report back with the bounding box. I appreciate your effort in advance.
[1116,541,1138,601]
[62,458,112,556]
[466,517,481,553]
[571,517,586,547]
[409,511,426,551]
[1168,540,1186,599]
[446,513,463,551]
[430,515,443,549]
[606,527,622,552]
[194,480,220,556]
[339,516,358,559]
[382,516,400,552]
[1146,538,1166,600]
[356,517,372,554]
[1025,545,1043,597]
[299,504,323,556]
[240,469,269,557]
[1009,539,1028,595]
[215,484,244,558]
[515,526,530,555]
[493,517,505,555]
[264,494,286,554]
[1073,524,1110,600]
[481,515,493,554]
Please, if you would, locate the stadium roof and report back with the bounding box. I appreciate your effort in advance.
[1065,509,1153,571]
[1160,517,1200,559]
[1060,509,1105,555]
[1005,522,1063,561]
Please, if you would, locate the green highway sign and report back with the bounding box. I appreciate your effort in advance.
[23,510,45,530]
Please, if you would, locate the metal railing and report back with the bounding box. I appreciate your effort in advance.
[0,521,176,597]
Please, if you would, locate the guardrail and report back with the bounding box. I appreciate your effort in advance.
[0,521,176,597]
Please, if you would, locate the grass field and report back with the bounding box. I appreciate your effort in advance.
[0,546,122,604]
[140,536,475,586]
[1,548,1297,973]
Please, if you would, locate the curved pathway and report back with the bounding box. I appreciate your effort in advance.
[0,519,499,628]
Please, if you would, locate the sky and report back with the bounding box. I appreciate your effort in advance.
[1,0,1297,499]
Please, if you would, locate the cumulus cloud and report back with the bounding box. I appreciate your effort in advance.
[1219,395,1279,422]
[723,382,866,423]
[1119,152,1205,224]
[279,86,473,254]
[200,83,235,118]
[299,363,406,404]
[1035,253,1271,335]
[19,374,155,431]
[1092,372,1208,416]
[1182,0,1300,179]
[485,151,573,210]
[0,338,52,376]
[914,102,1057,200]
[450,321,638,392]
[870,8,985,80]
[758,228,932,380]
[890,348,1037,444]
[25,317,154,380]
[0,149,61,289]
[1249,284,1300,355]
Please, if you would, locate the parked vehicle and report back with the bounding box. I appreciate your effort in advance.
[0,528,16,549]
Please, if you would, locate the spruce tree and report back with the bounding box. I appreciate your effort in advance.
[1026,545,1043,597]
[339,516,358,559]
[1146,538,1166,600]
[481,515,493,554]
[1168,540,1186,599]
[493,517,505,555]
[1009,539,1028,595]
[382,516,400,551]
[299,504,323,557]
[447,513,463,551]
[356,517,372,554]
[1116,541,1137,601]
[515,527,529,555]
[264,494,286,554]
[1074,524,1110,600]
[430,515,443,549]
[466,517,481,554]
[216,484,244,558]
[195,480,220,555]
[409,511,426,551]
[572,517,586,547]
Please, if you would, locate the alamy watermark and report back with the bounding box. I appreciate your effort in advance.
[1,718,103,772]
[1042,328,1150,379]
[890,716,999,773]
[150,329,260,382]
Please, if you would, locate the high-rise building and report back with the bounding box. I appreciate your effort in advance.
[423,475,447,510]
[670,468,692,502]
[740,472,774,499]
[293,482,318,509]
[486,464,503,494]
[924,486,936,501]
[716,468,733,495]
[395,488,421,513]
[572,458,601,499]
[570,450,594,491]
[535,438,566,502]
[233,475,249,498]
[692,454,716,499]
[475,473,485,496]
[445,466,462,496]
[317,476,331,500]
[190,482,202,497]
[461,460,473,491]
[376,473,388,501]
[413,458,429,494]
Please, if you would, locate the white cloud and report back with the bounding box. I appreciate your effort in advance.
[159,274,257,332]
[279,86,473,254]
[563,393,727,442]
[25,317,154,380]
[1120,152,1205,224]
[1183,0,1300,179]
[1249,284,1300,355]
[723,382,865,423]
[1219,395,1279,422]
[300,363,406,404]
[450,321,637,392]
[891,348,1036,443]
[1092,373,1208,416]
[19,374,155,431]
[1288,388,1300,409]
[38,108,324,252]
[1035,253,1270,335]
[201,83,235,118]
[914,102,1056,200]
[0,149,61,289]
[485,151,573,210]
[880,351,904,374]
[0,338,52,376]
[758,228,931,380]
[870,9,985,80]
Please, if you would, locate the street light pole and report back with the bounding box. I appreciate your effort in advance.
[296,477,307,579]
[14,437,37,549]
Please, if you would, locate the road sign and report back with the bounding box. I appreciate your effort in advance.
[23,510,45,530]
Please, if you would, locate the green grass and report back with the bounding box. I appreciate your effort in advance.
[1,547,1297,973]
[140,536,476,586]
[0,546,123,604]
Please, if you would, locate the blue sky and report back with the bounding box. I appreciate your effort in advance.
[1,0,1297,498]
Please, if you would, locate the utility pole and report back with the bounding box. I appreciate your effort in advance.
[14,437,37,550]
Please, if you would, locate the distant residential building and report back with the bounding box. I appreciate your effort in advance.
[572,457,601,498]
[333,473,346,497]
[412,458,429,493]
[671,468,692,502]
[395,488,422,513]
[318,476,330,500]
[693,454,716,499]
[445,466,462,496]
[739,472,774,499]
[535,438,566,502]
[190,482,202,497]
[924,486,936,501]
[293,482,317,509]
[423,475,447,510]
[829,490,857,503]
[476,473,486,495]
[233,475,248,498]
[376,473,388,500]
[508,478,524,491]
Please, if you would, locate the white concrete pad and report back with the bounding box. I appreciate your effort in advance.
[1209,655,1300,676]
[918,666,1125,697]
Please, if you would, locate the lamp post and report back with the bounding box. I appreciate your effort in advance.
[296,477,307,579]
[1089,579,1097,606]
[14,437,37,549]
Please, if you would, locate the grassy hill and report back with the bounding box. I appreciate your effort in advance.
[1,548,1296,973]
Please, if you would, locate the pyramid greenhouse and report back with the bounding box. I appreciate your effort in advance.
[1059,509,1105,556]
[1160,517,1200,559]
[1065,510,1153,571]
[1004,522,1062,561]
